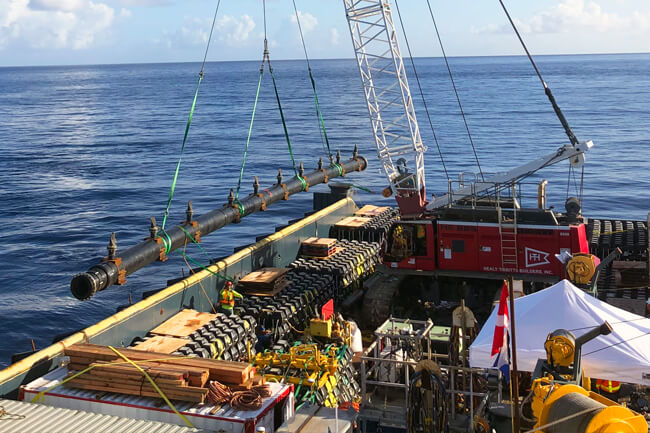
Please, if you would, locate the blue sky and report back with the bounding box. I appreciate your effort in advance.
[1,0,650,66]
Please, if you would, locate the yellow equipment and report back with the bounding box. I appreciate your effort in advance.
[309,314,352,345]
[530,378,647,433]
[252,344,346,407]
[566,253,598,285]
[527,321,647,433]
[544,329,576,368]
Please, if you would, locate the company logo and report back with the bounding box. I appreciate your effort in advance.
[525,247,550,268]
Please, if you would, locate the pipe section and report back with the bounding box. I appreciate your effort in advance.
[71,153,367,300]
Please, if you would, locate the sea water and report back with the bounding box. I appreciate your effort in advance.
[0,54,648,367]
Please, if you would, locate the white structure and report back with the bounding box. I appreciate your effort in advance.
[469,279,650,385]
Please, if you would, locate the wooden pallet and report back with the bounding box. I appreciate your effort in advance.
[334,216,371,229]
[134,336,189,354]
[150,309,218,338]
[355,204,389,217]
[65,344,255,386]
[301,237,338,257]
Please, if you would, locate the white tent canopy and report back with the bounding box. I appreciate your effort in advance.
[469,280,650,385]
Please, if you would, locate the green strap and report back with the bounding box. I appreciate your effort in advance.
[161,73,203,230]
[268,66,298,175]
[176,225,233,282]
[235,70,264,200]
[176,249,233,282]
[308,69,333,162]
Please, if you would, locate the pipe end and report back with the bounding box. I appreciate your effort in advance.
[71,273,98,300]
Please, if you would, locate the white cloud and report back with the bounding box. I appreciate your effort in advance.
[29,0,85,11]
[216,14,256,46]
[289,11,318,34]
[477,0,650,34]
[0,0,114,50]
[120,8,131,18]
[330,27,340,45]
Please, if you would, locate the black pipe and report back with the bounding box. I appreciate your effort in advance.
[71,153,367,300]
[572,321,612,382]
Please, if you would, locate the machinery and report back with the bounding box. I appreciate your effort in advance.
[565,247,622,295]
[525,322,648,433]
[344,0,601,286]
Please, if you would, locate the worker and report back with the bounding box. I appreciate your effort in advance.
[595,378,621,400]
[219,281,243,316]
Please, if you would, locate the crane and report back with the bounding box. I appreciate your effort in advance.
[344,0,427,214]
[343,0,593,215]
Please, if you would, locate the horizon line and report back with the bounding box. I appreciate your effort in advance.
[1,51,649,69]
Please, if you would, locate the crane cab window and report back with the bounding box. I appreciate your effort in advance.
[386,223,428,261]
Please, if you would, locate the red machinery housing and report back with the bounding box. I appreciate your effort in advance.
[384,215,589,281]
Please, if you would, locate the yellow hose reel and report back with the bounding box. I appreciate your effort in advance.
[531,381,647,433]
[566,253,597,285]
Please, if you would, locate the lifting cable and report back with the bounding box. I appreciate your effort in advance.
[160,0,221,231]
[425,0,485,181]
[497,0,579,148]
[393,0,449,182]
[292,0,334,164]
[497,0,584,202]
[233,0,305,215]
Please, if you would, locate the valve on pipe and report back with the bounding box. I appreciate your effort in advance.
[71,150,367,300]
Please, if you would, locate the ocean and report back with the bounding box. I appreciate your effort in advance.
[0,54,648,368]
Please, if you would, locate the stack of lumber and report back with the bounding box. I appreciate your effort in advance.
[301,237,338,258]
[354,204,390,218]
[238,267,289,296]
[150,309,218,338]
[64,344,255,403]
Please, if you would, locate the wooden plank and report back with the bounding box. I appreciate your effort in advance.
[64,379,207,403]
[239,268,289,285]
[241,279,290,297]
[150,309,218,338]
[134,336,189,354]
[65,344,253,385]
[355,204,389,217]
[334,216,371,229]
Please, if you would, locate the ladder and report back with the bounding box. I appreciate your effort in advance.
[498,206,518,270]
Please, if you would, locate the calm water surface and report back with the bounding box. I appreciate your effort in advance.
[0,54,649,367]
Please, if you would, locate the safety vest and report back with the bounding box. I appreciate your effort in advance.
[220,289,235,309]
[416,225,426,239]
[595,379,621,393]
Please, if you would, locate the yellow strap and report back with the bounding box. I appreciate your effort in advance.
[30,355,191,404]
[108,346,194,428]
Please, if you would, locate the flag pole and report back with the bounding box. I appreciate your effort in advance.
[508,275,521,433]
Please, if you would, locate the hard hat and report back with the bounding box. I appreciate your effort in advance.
[225,281,233,288]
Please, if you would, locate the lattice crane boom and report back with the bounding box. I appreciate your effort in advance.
[344,0,427,213]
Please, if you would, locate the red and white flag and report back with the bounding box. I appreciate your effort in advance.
[491,281,510,380]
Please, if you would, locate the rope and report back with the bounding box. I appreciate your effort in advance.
[497,0,579,147]
[292,0,333,163]
[269,66,298,175]
[161,0,222,230]
[523,406,600,433]
[0,406,25,421]
[182,233,217,314]
[425,0,484,181]
[108,346,194,428]
[235,70,264,201]
[393,0,449,182]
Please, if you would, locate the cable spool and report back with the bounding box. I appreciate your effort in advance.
[543,391,647,433]
[566,253,597,285]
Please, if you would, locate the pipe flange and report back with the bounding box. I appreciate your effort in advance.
[320,169,329,183]
[256,193,268,211]
[281,184,289,200]
[153,238,168,262]
[102,256,128,284]
[182,221,201,243]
